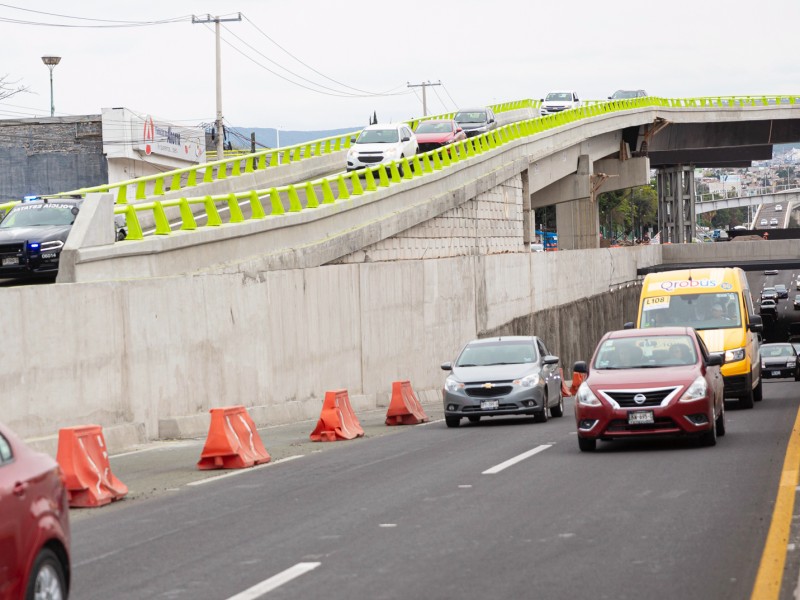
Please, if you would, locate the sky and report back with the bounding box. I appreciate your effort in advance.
[1,0,800,132]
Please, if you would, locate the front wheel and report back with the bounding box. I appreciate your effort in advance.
[25,548,67,600]
[754,379,764,401]
[550,391,564,417]
[739,387,755,410]
[699,409,718,447]
[578,437,596,452]
[716,404,726,437]
[445,416,460,428]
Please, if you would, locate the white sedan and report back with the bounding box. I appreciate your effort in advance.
[346,123,418,173]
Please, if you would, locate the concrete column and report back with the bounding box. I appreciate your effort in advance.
[556,196,600,250]
[521,169,531,248]
[657,165,695,243]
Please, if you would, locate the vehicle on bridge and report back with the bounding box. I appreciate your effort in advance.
[636,267,763,408]
[608,89,648,100]
[440,336,563,428]
[759,298,777,318]
[0,199,81,279]
[573,327,725,452]
[760,343,800,381]
[413,119,467,153]
[539,90,581,115]
[0,421,71,599]
[346,123,418,173]
[453,107,497,138]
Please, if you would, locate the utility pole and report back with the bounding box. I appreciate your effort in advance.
[192,13,242,157]
[407,80,442,116]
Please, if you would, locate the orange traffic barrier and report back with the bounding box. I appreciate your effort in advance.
[569,371,587,396]
[197,405,271,470]
[310,390,365,442]
[386,380,429,425]
[559,368,571,397]
[56,425,128,508]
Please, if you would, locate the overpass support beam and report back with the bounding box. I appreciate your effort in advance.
[657,165,695,244]
[554,155,599,250]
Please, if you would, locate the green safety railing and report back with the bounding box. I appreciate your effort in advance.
[112,94,798,242]
[55,99,542,205]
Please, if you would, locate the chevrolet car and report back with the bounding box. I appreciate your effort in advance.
[760,343,800,381]
[573,327,725,451]
[441,336,563,428]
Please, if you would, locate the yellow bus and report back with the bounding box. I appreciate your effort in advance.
[635,267,763,408]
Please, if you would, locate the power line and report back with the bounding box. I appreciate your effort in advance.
[407,81,442,116]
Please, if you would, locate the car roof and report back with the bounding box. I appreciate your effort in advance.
[456,107,488,112]
[545,90,576,94]
[604,326,693,339]
[466,336,536,345]
[11,198,81,208]
[362,123,406,130]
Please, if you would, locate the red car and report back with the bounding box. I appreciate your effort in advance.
[414,119,467,153]
[573,327,725,452]
[0,423,70,599]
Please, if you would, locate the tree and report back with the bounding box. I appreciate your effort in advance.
[0,75,29,101]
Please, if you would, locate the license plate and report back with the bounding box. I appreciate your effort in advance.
[480,400,499,410]
[772,370,782,376]
[628,411,654,424]
[1,257,18,266]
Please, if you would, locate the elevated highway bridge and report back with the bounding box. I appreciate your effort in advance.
[4,95,800,453]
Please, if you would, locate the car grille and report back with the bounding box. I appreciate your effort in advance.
[606,417,678,432]
[465,385,514,398]
[602,387,679,407]
[357,155,384,164]
[418,143,444,153]
[0,243,24,254]
[463,403,519,412]
[723,375,748,394]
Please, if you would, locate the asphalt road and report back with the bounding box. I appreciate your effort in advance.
[68,385,800,600]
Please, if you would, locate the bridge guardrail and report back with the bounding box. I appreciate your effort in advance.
[53,99,542,206]
[111,94,800,241]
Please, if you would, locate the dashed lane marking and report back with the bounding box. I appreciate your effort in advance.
[187,455,304,487]
[225,562,320,599]
[482,445,552,475]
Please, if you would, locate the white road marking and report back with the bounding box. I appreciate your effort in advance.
[187,455,304,486]
[225,562,320,599]
[458,485,472,489]
[482,445,552,474]
[379,523,397,528]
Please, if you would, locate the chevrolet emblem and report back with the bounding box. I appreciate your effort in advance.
[482,383,494,389]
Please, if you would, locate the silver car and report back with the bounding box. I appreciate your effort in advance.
[441,336,564,428]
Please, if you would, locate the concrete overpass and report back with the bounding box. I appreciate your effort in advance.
[7,96,800,454]
[695,187,800,214]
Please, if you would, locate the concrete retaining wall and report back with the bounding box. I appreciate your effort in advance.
[4,244,660,455]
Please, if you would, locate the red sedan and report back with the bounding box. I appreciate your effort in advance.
[0,422,70,599]
[573,327,725,451]
[414,119,467,153]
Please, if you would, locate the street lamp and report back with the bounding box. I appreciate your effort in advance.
[41,55,61,117]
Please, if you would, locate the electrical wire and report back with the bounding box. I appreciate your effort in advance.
[441,84,460,110]
[0,3,191,27]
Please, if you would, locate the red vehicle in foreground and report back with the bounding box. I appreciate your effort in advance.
[413,119,467,153]
[0,422,70,599]
[573,327,725,452]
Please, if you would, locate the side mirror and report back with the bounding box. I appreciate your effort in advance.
[573,361,588,374]
[350,137,356,144]
[456,127,463,133]
[542,355,559,365]
[608,96,613,100]
[539,98,544,102]
[401,136,410,142]
[441,362,452,371]
[706,353,725,367]
[749,314,763,333]
[623,322,635,329]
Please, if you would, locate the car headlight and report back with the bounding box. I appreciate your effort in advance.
[788,360,797,367]
[576,382,601,406]
[513,373,540,387]
[39,240,64,252]
[724,347,746,363]
[679,375,708,403]
[445,377,464,393]
[383,147,398,157]
[347,148,359,158]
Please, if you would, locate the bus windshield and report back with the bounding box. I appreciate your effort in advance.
[639,292,741,331]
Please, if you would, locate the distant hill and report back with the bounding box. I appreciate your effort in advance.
[226,126,361,150]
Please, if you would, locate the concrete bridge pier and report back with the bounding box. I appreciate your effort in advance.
[657,165,696,243]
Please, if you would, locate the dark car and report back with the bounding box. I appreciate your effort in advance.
[0,199,81,278]
[0,422,71,599]
[794,295,800,310]
[775,284,789,299]
[761,287,778,302]
[414,119,467,153]
[608,89,648,100]
[441,336,563,428]
[760,299,777,317]
[573,327,725,451]
[760,343,800,381]
[453,107,497,138]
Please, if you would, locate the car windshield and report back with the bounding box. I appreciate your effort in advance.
[456,341,537,367]
[545,93,572,101]
[612,90,641,99]
[762,344,795,358]
[595,335,697,369]
[0,203,76,228]
[356,129,399,144]
[639,292,742,331]
[454,111,486,124]
[416,121,452,134]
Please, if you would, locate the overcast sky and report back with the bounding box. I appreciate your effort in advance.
[2,0,799,132]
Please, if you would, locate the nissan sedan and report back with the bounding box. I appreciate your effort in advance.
[573,327,725,451]
[441,336,563,428]
[414,119,467,153]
